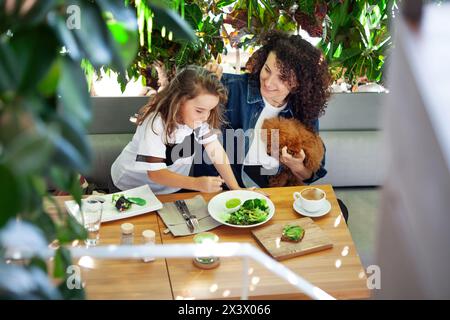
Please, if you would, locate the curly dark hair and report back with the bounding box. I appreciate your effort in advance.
[246,31,331,129]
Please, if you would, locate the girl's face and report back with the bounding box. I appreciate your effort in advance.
[179,93,219,129]
[259,51,295,107]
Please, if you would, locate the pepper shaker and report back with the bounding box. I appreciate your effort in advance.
[142,229,155,262]
[120,223,134,245]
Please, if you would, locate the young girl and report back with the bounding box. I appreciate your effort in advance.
[110,65,241,194]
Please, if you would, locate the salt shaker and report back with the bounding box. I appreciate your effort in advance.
[142,229,155,262]
[120,223,134,245]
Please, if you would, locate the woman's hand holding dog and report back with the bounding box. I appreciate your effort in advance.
[280,146,313,181]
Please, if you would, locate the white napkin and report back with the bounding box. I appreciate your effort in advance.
[157,195,222,236]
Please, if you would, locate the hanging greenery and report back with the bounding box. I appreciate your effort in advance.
[123,0,227,91]
[318,0,397,87]
[224,0,396,86]
[94,1,397,92]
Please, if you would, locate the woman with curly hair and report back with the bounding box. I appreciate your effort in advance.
[198,30,331,189]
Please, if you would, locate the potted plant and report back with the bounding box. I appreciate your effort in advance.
[319,0,396,91]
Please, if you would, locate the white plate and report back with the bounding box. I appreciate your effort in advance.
[293,199,331,218]
[65,185,163,223]
[207,190,275,228]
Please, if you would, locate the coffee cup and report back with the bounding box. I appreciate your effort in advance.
[293,187,326,213]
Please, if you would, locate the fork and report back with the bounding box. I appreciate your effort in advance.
[179,200,200,233]
[174,200,194,233]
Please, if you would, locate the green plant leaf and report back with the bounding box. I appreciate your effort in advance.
[58,278,86,300]
[217,0,237,8]
[48,123,91,176]
[184,3,203,29]
[338,47,363,63]
[53,247,72,278]
[37,58,61,97]
[3,131,53,175]
[31,175,47,197]
[353,16,372,49]
[107,19,139,72]
[0,165,22,227]
[58,115,92,168]
[47,11,83,62]
[15,0,57,28]
[57,212,87,245]
[278,12,296,31]
[0,0,57,33]
[48,168,83,208]
[57,57,91,126]
[25,209,57,243]
[49,115,92,166]
[29,257,49,274]
[298,0,315,15]
[99,1,139,78]
[259,0,275,18]
[49,167,73,195]
[96,0,137,29]
[68,212,87,239]
[373,35,391,51]
[148,1,196,41]
[69,176,83,206]
[0,41,19,92]
[8,25,59,94]
[70,0,114,67]
[333,43,343,59]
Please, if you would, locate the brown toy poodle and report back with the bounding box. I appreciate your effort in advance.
[261,117,324,187]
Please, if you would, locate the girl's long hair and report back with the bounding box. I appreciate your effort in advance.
[137,65,227,143]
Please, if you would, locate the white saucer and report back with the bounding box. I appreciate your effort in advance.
[293,200,331,218]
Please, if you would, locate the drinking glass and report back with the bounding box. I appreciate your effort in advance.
[81,199,103,246]
[193,232,220,268]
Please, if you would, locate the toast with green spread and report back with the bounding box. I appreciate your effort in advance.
[281,225,305,243]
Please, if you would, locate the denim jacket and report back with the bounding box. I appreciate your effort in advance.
[220,73,327,186]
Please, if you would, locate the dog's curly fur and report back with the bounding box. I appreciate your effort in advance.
[262,117,324,187]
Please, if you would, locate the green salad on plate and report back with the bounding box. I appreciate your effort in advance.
[225,198,269,225]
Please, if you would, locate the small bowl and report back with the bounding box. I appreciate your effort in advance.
[224,198,242,214]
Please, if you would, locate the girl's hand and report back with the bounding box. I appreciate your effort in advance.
[280,146,306,171]
[204,62,223,80]
[196,176,225,193]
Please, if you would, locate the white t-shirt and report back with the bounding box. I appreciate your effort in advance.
[244,98,287,167]
[242,98,286,187]
[111,113,217,194]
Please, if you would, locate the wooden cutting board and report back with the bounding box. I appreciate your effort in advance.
[251,218,333,261]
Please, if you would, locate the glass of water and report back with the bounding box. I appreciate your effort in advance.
[81,199,103,246]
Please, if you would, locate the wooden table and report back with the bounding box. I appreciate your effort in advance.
[47,185,370,300]
[45,200,173,300]
[157,185,370,300]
